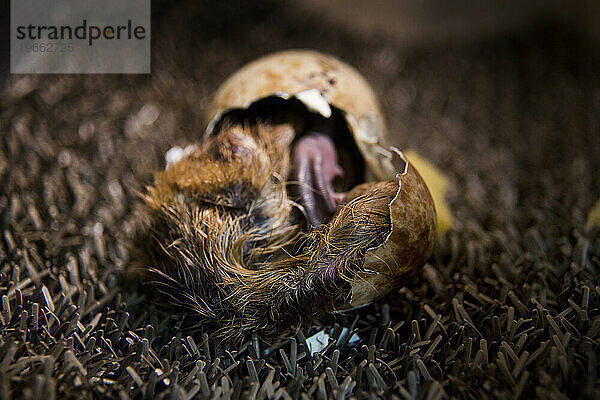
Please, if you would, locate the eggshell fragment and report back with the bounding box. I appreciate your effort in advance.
[403,150,452,233]
[339,149,437,307]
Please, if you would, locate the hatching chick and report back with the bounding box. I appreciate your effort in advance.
[131,121,414,339]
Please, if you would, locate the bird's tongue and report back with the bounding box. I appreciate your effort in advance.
[290,132,345,228]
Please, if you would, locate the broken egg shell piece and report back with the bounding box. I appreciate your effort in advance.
[403,150,453,234]
[204,50,396,180]
[294,89,332,118]
[341,149,437,308]
[165,144,199,170]
[588,199,600,229]
[205,50,385,134]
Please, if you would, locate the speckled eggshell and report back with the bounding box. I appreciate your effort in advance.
[205,50,399,181]
[341,150,437,307]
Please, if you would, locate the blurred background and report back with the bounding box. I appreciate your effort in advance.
[294,0,600,46]
[2,1,600,78]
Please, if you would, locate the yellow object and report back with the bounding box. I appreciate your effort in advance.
[403,150,453,233]
[588,199,600,228]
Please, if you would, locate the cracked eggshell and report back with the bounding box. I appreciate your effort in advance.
[341,149,437,308]
[206,50,439,309]
[205,49,399,181]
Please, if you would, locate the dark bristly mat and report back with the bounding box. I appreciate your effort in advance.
[1,2,599,399]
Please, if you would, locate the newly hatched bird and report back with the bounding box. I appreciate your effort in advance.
[132,50,437,339]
